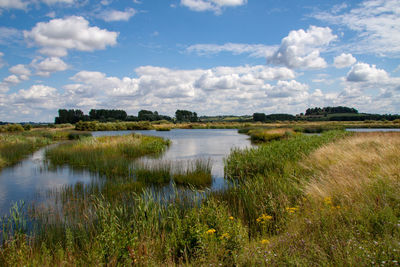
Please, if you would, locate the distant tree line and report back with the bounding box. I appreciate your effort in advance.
[253,106,400,122]
[55,109,198,124]
[175,110,198,122]
[305,106,358,116]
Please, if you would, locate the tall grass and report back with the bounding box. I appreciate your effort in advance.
[173,159,212,187]
[2,130,399,265]
[238,132,400,265]
[45,134,170,178]
[0,134,52,169]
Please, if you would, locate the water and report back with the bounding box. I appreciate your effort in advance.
[0,129,252,216]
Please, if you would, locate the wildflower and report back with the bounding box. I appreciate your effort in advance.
[285,207,298,213]
[324,197,332,206]
[256,214,273,223]
[260,239,270,245]
[206,228,216,234]
[220,233,230,240]
[229,216,234,220]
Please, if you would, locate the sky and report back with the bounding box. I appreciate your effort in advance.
[0,0,399,122]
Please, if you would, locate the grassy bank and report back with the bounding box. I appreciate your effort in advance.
[46,134,170,178]
[1,131,400,265]
[0,133,52,170]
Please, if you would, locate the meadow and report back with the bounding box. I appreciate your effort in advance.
[0,125,399,266]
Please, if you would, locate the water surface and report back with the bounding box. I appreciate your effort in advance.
[0,129,252,216]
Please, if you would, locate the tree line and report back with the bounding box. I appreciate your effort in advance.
[55,109,199,124]
[253,106,400,122]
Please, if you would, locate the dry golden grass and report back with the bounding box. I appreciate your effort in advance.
[303,132,400,203]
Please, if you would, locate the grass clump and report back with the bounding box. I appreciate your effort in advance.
[0,134,52,170]
[173,159,212,187]
[45,134,170,178]
[247,128,295,142]
[134,161,172,184]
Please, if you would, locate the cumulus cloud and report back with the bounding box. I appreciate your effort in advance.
[333,53,356,68]
[32,57,68,76]
[99,8,136,22]
[186,43,278,58]
[346,63,389,82]
[313,0,400,55]
[9,64,31,77]
[268,26,337,69]
[23,16,118,57]
[181,0,247,14]
[41,0,74,4]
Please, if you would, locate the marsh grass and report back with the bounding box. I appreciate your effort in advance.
[0,134,52,169]
[134,161,172,184]
[247,128,295,142]
[173,158,212,187]
[2,130,400,266]
[45,134,170,178]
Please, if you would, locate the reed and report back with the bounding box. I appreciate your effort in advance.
[45,134,170,178]
[173,158,212,187]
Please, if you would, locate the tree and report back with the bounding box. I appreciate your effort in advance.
[55,109,85,124]
[175,110,198,122]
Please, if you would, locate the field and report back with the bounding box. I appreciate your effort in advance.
[0,125,399,266]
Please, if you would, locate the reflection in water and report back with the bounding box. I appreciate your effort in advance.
[0,129,253,216]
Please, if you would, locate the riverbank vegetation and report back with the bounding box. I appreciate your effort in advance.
[0,129,89,170]
[1,130,399,265]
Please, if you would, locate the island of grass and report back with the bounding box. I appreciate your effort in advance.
[45,133,171,178]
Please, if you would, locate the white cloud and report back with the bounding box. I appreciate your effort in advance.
[333,53,356,68]
[32,57,68,76]
[268,26,337,69]
[313,0,400,55]
[346,62,389,82]
[181,0,247,14]
[24,16,119,57]
[267,80,309,98]
[187,43,278,58]
[0,52,4,68]
[41,0,74,4]
[0,0,28,9]
[99,8,136,22]
[3,75,21,84]
[9,64,31,76]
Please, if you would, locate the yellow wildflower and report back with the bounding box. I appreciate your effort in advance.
[256,214,273,224]
[285,207,298,213]
[220,233,230,240]
[324,197,332,206]
[229,216,234,220]
[260,239,270,245]
[206,228,216,234]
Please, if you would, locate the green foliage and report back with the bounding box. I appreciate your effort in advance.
[175,110,198,122]
[55,109,87,124]
[89,109,127,121]
[75,121,153,131]
[173,159,212,187]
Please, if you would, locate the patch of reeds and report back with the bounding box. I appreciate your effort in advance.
[75,121,154,131]
[0,133,52,169]
[134,161,172,184]
[45,134,170,178]
[247,128,295,142]
[173,158,212,187]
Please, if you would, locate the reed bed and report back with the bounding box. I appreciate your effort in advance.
[173,159,212,187]
[0,134,52,169]
[247,128,295,142]
[45,134,170,178]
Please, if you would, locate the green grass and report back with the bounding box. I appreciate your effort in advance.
[45,134,170,178]
[173,159,212,187]
[0,133,53,169]
[2,130,400,266]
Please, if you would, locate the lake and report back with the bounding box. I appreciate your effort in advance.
[0,129,253,216]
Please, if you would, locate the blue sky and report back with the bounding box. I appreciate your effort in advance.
[0,0,399,122]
